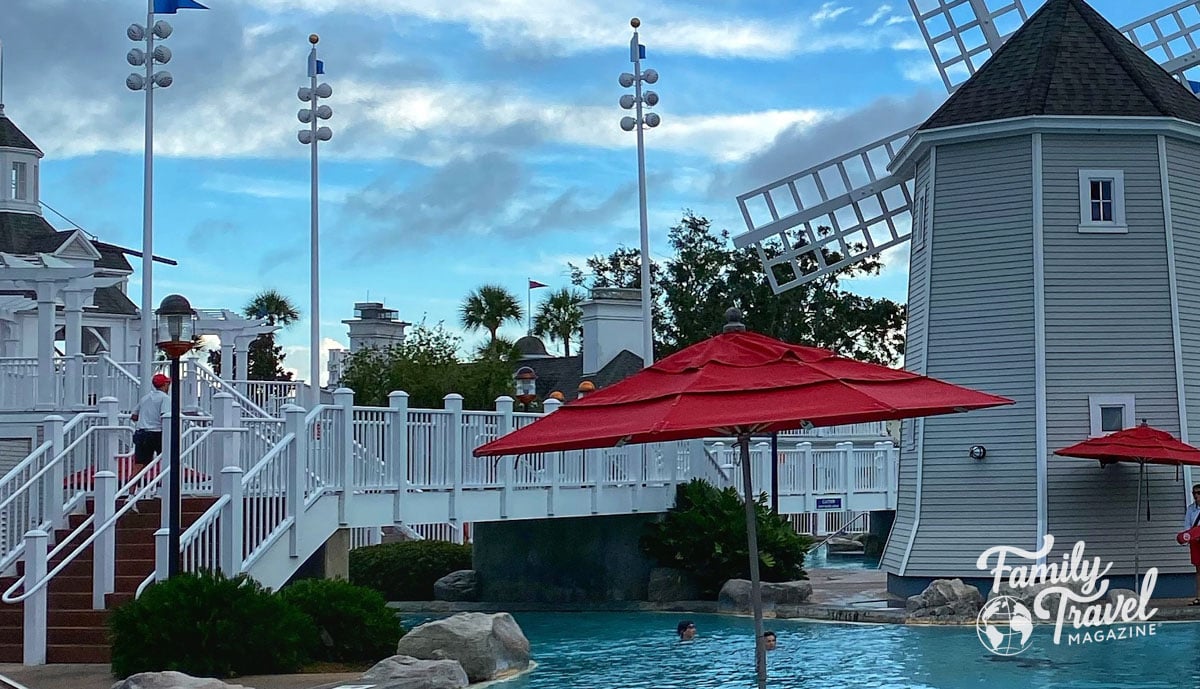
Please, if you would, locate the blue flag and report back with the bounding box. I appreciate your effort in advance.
[154,0,209,13]
[638,44,646,59]
[307,52,325,78]
[1190,80,1200,94]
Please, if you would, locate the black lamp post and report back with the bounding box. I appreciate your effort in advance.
[514,366,538,412]
[155,294,195,578]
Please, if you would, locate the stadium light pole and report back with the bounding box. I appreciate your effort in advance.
[297,34,333,406]
[619,17,661,366]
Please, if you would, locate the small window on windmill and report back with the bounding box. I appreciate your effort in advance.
[1088,394,1135,437]
[1078,170,1127,234]
[10,162,27,201]
[912,188,928,251]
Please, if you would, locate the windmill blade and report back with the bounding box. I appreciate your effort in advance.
[909,0,1039,94]
[1120,2,1200,83]
[732,127,917,295]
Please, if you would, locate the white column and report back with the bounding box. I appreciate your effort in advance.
[234,335,253,390]
[1,319,18,357]
[444,393,463,522]
[22,529,48,665]
[495,396,513,520]
[283,404,306,557]
[219,338,235,381]
[218,466,244,577]
[92,471,117,609]
[35,283,56,409]
[388,391,409,526]
[63,290,84,356]
[334,387,354,525]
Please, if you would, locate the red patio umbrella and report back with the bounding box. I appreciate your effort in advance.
[475,310,1013,688]
[1055,421,1200,591]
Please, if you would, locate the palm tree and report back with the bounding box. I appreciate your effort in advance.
[533,288,584,357]
[244,289,301,327]
[459,284,523,347]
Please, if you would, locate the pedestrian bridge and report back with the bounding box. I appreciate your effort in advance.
[0,364,896,663]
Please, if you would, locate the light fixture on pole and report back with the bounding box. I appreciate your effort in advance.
[514,366,538,412]
[298,34,333,407]
[126,0,207,394]
[154,293,196,579]
[619,17,660,367]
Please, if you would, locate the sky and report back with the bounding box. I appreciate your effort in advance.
[0,0,1156,383]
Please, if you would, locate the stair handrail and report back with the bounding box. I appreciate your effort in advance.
[805,511,872,554]
[240,432,299,569]
[190,360,274,420]
[2,457,166,604]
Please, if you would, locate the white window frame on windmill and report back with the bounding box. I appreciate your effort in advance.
[1078,170,1127,234]
[1088,394,1135,438]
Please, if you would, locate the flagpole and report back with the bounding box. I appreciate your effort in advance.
[527,279,532,335]
[139,0,156,394]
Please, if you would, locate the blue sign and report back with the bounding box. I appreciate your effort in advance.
[815,498,843,511]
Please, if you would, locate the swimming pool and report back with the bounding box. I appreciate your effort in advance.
[804,543,880,571]
[401,611,1195,688]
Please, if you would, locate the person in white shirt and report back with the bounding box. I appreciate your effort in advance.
[130,374,171,469]
[1186,485,1200,606]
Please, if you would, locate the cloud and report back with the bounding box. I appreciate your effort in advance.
[281,336,347,387]
[202,174,356,203]
[863,5,894,26]
[258,246,305,275]
[812,2,852,25]
[708,91,945,203]
[187,220,239,250]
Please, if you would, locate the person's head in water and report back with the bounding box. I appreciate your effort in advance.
[676,620,696,641]
[763,631,777,651]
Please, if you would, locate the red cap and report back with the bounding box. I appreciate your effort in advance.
[152,373,171,388]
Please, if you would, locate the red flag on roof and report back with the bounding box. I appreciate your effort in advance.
[528,280,548,289]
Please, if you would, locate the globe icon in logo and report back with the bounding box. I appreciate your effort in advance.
[976,596,1035,656]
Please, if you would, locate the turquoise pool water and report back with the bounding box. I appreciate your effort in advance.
[805,544,880,570]
[401,611,1196,688]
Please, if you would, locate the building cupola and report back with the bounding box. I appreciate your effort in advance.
[0,109,43,215]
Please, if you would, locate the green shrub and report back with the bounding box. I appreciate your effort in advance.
[109,571,317,678]
[279,578,404,662]
[349,540,473,601]
[641,479,813,598]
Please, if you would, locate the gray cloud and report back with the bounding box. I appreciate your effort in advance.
[708,91,946,201]
[187,220,239,251]
[258,245,304,276]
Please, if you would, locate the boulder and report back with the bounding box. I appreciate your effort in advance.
[826,537,862,553]
[361,655,469,689]
[1107,588,1139,607]
[394,612,530,682]
[717,579,813,613]
[111,673,249,689]
[906,579,984,621]
[434,570,480,602]
[647,567,700,602]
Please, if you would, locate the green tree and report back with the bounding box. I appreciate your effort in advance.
[532,288,584,356]
[459,284,523,347]
[338,323,514,409]
[568,246,669,354]
[573,212,906,365]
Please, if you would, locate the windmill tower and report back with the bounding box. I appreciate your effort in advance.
[734,0,1200,598]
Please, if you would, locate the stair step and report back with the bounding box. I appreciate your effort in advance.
[52,574,146,594]
[48,592,94,609]
[0,607,110,627]
[48,644,109,663]
[48,626,111,646]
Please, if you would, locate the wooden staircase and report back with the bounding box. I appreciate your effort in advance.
[0,496,217,663]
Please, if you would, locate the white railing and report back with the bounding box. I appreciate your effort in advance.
[410,523,465,544]
[780,421,890,439]
[99,357,141,412]
[305,406,342,503]
[0,358,37,410]
[232,380,300,418]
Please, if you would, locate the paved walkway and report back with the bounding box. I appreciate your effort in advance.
[0,665,360,689]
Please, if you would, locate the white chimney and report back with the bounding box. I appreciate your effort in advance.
[581,287,644,376]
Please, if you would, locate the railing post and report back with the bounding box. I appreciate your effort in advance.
[754,441,770,502]
[798,441,813,512]
[211,393,235,495]
[495,396,513,519]
[687,439,704,483]
[283,404,306,558]
[92,471,117,609]
[98,396,120,476]
[334,388,355,525]
[22,529,48,665]
[219,466,245,577]
[160,408,175,531]
[444,393,464,522]
[388,391,409,525]
[35,416,65,530]
[542,398,562,515]
[64,354,81,410]
[154,528,170,583]
[836,441,854,507]
[588,449,600,514]
[881,441,898,508]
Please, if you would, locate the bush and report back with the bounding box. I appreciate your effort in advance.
[109,571,317,678]
[279,578,404,662]
[641,479,813,598]
[349,540,473,601]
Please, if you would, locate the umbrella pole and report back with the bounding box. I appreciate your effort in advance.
[739,433,767,689]
[1134,462,1143,595]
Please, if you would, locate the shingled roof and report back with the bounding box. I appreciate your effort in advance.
[920,0,1200,131]
[0,114,41,153]
[0,213,132,272]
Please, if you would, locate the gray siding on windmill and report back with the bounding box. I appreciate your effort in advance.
[901,136,1040,576]
[882,154,932,572]
[1169,137,1200,447]
[1042,134,1191,572]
